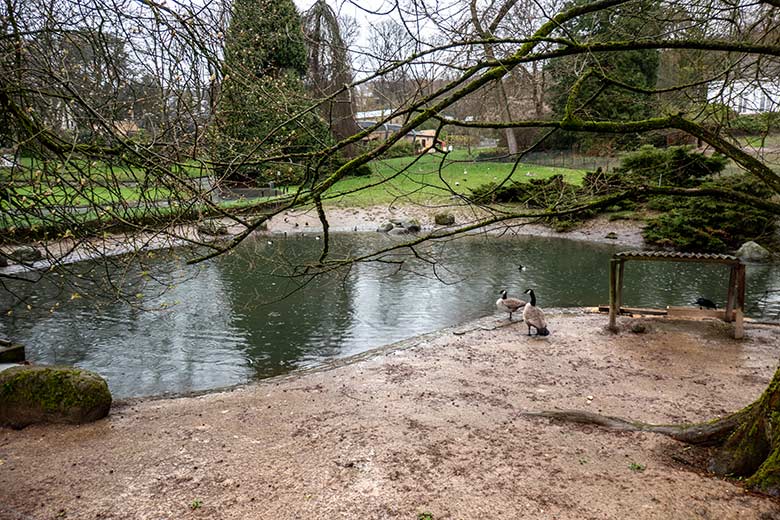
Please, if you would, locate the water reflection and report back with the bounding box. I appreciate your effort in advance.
[1,233,778,398]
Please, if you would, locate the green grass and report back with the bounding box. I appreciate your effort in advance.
[3,156,210,184]
[7,184,173,207]
[0,150,587,236]
[325,150,587,206]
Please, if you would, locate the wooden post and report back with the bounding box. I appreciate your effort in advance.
[734,309,744,339]
[737,263,746,310]
[725,265,737,322]
[734,263,746,339]
[609,258,619,331]
[616,260,625,312]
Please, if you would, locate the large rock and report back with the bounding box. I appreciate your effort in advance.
[378,218,421,234]
[397,219,421,233]
[197,219,228,236]
[8,246,42,263]
[434,213,456,226]
[736,241,772,263]
[0,366,112,428]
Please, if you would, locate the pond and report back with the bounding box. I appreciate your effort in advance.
[2,233,779,399]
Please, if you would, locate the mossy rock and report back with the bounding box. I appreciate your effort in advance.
[197,219,228,236]
[0,366,112,428]
[8,246,42,263]
[434,213,456,226]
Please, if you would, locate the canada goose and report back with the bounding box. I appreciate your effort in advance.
[496,290,526,321]
[694,297,717,310]
[523,289,550,336]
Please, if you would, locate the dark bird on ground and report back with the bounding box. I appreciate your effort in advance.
[695,297,717,310]
[496,290,526,321]
[523,289,550,336]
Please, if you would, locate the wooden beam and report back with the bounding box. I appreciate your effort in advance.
[667,306,726,319]
[598,305,668,315]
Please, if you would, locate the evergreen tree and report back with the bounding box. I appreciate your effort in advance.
[546,0,661,142]
[213,0,322,183]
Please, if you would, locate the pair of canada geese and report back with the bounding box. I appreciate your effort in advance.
[496,288,549,336]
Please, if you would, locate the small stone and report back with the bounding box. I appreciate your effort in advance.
[630,323,647,334]
[376,222,394,233]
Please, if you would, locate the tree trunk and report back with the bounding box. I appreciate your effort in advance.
[495,79,519,155]
[708,366,780,496]
[525,365,780,496]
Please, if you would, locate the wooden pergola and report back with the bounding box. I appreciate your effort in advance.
[608,251,746,338]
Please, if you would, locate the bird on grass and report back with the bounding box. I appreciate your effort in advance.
[694,297,717,310]
[523,289,550,336]
[496,290,526,321]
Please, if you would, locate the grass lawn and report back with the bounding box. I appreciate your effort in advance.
[6,157,210,183]
[325,150,587,206]
[6,184,173,208]
[0,149,587,234]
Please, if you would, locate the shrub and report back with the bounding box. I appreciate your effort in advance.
[614,145,728,187]
[642,174,776,252]
[728,112,780,135]
[349,164,373,177]
[470,175,594,230]
[474,147,511,162]
[380,140,416,159]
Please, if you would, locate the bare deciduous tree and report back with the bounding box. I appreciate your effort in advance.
[3,0,780,491]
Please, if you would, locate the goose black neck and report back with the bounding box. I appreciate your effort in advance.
[528,290,536,306]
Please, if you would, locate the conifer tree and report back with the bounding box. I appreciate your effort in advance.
[213,0,319,183]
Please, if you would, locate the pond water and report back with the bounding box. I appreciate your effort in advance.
[2,233,779,399]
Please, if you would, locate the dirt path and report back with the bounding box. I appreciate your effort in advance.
[2,312,779,519]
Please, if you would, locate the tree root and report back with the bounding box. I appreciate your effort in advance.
[522,408,750,446]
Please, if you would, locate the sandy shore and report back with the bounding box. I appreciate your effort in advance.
[1,203,647,276]
[264,204,648,249]
[2,311,780,519]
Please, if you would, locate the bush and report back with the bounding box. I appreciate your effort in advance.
[474,147,511,162]
[349,164,373,177]
[642,174,777,252]
[614,145,727,187]
[728,112,780,135]
[380,140,416,159]
[470,175,594,230]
